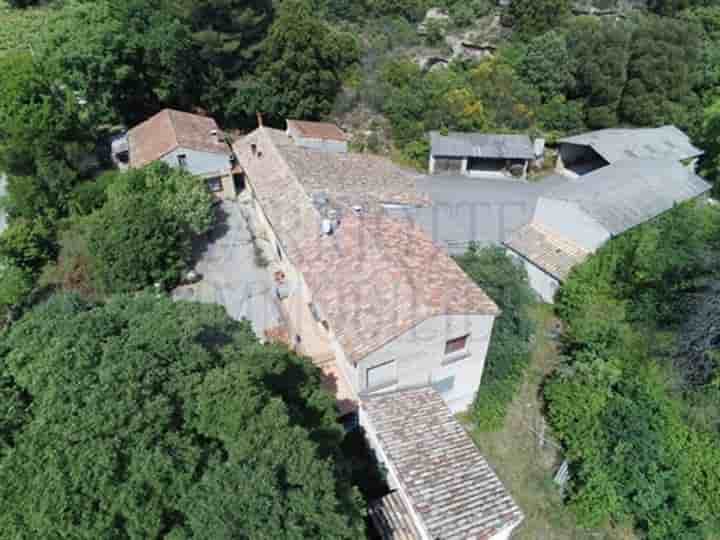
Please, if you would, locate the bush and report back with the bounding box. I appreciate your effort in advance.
[455,245,536,430]
[87,194,191,293]
[0,259,33,323]
[0,218,56,275]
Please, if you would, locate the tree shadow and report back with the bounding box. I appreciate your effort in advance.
[188,204,231,267]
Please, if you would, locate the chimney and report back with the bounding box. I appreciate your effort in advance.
[256,112,264,128]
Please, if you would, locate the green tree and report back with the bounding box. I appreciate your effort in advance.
[254,0,360,121]
[565,16,631,129]
[87,195,188,293]
[455,246,536,429]
[0,218,56,275]
[107,162,215,236]
[518,30,575,102]
[509,0,571,35]
[174,0,273,81]
[40,0,198,126]
[0,293,366,539]
[470,57,540,130]
[0,259,33,323]
[621,15,702,128]
[699,98,720,184]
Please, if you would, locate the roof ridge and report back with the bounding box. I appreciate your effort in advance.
[165,109,181,153]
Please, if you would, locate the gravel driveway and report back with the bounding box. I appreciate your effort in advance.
[173,200,282,339]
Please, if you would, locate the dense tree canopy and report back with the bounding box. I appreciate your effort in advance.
[547,202,720,539]
[241,0,359,122]
[84,163,214,294]
[509,0,571,35]
[40,0,198,126]
[0,293,366,539]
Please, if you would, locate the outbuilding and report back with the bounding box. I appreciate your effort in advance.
[429,131,536,179]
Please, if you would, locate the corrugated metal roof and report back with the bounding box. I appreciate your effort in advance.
[362,386,523,540]
[430,131,535,159]
[544,159,711,235]
[558,125,702,164]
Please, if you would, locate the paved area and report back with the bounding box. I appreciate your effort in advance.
[395,174,569,253]
[172,200,282,339]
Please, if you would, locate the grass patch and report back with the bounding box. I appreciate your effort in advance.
[0,1,51,56]
[463,304,636,540]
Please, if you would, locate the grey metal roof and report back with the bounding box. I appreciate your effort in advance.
[544,159,711,235]
[558,125,703,164]
[362,386,523,540]
[430,131,535,160]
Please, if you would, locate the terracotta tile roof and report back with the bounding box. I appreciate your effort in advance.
[504,222,590,281]
[362,386,523,540]
[234,128,498,363]
[369,491,422,540]
[268,128,430,209]
[128,109,229,168]
[286,119,350,141]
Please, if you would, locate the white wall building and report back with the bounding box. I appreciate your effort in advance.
[506,158,710,302]
[126,108,240,199]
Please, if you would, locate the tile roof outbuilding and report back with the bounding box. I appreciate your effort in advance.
[362,386,523,540]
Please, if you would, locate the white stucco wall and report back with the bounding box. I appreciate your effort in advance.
[161,147,230,177]
[506,249,559,304]
[359,314,495,413]
[534,198,610,251]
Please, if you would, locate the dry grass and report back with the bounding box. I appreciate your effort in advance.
[463,304,636,540]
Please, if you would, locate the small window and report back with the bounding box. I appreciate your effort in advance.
[177,153,187,169]
[251,143,257,155]
[433,375,455,395]
[308,302,321,322]
[445,334,469,356]
[206,177,223,192]
[366,360,397,391]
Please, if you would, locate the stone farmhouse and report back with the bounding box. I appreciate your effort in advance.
[117,108,242,199]
[233,121,523,540]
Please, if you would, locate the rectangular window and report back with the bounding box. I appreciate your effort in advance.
[177,153,187,169]
[366,360,397,391]
[206,177,223,192]
[445,334,469,356]
[308,302,321,322]
[433,375,455,395]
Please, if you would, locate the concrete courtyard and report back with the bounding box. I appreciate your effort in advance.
[172,200,282,339]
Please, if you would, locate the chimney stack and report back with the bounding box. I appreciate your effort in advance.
[256,112,264,128]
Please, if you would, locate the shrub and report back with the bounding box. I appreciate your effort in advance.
[455,245,536,430]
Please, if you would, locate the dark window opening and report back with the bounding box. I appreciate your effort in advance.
[445,334,469,356]
[177,153,187,169]
[207,177,223,192]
